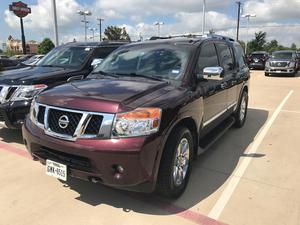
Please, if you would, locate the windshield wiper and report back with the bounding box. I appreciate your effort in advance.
[90,70,119,78]
[114,73,168,82]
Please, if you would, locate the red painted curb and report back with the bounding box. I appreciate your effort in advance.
[0,141,31,159]
[0,140,227,225]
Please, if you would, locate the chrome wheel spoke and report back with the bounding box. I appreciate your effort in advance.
[172,137,190,187]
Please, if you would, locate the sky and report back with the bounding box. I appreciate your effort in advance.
[1,0,300,48]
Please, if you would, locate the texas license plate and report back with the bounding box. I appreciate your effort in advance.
[46,159,67,181]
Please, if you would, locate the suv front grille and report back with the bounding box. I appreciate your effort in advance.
[37,106,45,124]
[270,62,288,67]
[33,103,114,141]
[84,115,103,135]
[48,109,82,136]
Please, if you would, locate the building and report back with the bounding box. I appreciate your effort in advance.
[6,35,39,54]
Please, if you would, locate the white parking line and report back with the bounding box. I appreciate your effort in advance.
[208,90,294,220]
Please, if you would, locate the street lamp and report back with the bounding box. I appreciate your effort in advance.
[97,18,104,42]
[89,27,97,41]
[242,13,256,54]
[154,21,164,37]
[77,10,92,42]
[202,0,206,35]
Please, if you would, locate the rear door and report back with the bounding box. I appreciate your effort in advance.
[196,41,228,127]
[215,42,237,110]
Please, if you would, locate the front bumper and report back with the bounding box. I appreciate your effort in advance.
[265,67,296,75]
[0,100,31,129]
[249,62,265,69]
[22,118,163,193]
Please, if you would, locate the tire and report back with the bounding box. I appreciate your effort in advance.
[265,72,269,76]
[234,91,248,128]
[156,127,194,198]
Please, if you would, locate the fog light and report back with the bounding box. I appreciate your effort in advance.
[113,165,124,179]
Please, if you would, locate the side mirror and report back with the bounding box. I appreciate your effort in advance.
[67,75,84,82]
[203,67,224,77]
[91,58,103,69]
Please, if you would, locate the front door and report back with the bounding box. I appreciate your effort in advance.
[196,42,228,128]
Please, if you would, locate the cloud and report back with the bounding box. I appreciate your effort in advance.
[4,0,82,31]
[244,0,300,23]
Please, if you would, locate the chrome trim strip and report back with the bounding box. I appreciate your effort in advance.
[34,103,115,141]
[203,102,237,127]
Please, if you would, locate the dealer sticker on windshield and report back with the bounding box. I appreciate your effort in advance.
[46,159,67,181]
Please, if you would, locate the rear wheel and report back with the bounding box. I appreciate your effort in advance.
[156,127,194,198]
[234,91,248,128]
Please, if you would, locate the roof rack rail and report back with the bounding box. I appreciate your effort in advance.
[149,34,235,42]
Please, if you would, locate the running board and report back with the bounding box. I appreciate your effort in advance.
[197,116,235,155]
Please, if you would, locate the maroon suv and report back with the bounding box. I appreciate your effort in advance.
[23,35,250,198]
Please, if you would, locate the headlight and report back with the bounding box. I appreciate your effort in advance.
[265,61,270,67]
[289,62,295,68]
[11,84,47,101]
[112,108,162,137]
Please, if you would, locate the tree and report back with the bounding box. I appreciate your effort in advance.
[247,31,267,53]
[264,39,279,53]
[291,43,297,50]
[104,26,131,41]
[38,38,55,54]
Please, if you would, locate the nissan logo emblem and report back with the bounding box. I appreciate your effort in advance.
[58,115,69,129]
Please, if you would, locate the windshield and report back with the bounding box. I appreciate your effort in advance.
[37,46,92,68]
[271,52,295,59]
[93,44,192,80]
[251,54,265,59]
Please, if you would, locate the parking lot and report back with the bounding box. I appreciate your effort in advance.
[0,70,300,225]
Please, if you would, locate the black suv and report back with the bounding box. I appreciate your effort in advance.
[23,35,250,198]
[247,51,269,70]
[0,41,126,128]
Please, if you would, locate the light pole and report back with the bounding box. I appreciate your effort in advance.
[97,18,104,42]
[52,0,59,46]
[202,0,206,35]
[242,14,256,54]
[154,22,164,37]
[89,28,97,41]
[236,1,242,41]
[77,10,92,42]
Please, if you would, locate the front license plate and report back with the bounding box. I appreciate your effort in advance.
[46,159,67,181]
[276,70,282,73]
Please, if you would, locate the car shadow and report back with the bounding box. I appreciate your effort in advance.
[58,108,269,215]
[0,128,23,144]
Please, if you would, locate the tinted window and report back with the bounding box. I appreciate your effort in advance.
[271,52,295,59]
[197,43,219,74]
[37,46,92,69]
[234,44,246,68]
[216,43,234,73]
[93,47,118,59]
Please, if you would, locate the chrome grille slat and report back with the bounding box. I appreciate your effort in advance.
[34,103,115,141]
[0,85,19,103]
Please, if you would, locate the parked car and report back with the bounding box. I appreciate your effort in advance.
[23,35,250,198]
[22,55,44,66]
[247,51,269,70]
[265,50,299,76]
[0,58,20,71]
[0,55,9,59]
[0,41,127,129]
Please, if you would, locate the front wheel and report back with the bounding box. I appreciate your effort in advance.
[156,127,194,198]
[234,91,248,128]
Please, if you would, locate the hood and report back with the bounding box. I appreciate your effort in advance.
[0,66,73,85]
[37,78,170,113]
[268,58,294,62]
